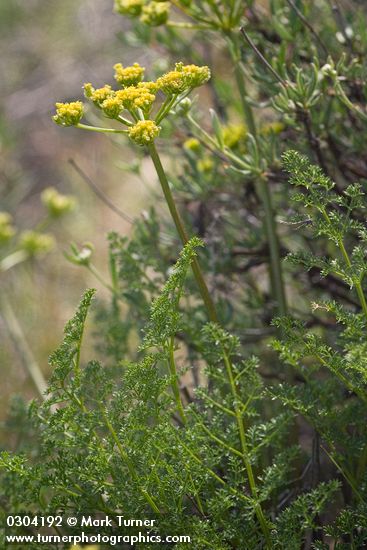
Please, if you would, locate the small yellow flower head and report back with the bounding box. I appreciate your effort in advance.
[197,157,214,173]
[0,212,15,245]
[114,0,144,17]
[179,63,211,88]
[53,101,84,127]
[137,81,159,93]
[223,123,247,149]
[116,87,156,112]
[101,96,123,119]
[183,137,201,152]
[157,63,210,95]
[140,1,170,26]
[156,69,187,95]
[19,230,55,256]
[84,84,114,107]
[114,62,145,87]
[41,187,76,218]
[261,121,285,135]
[128,120,160,145]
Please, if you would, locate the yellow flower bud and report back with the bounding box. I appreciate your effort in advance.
[101,96,123,118]
[19,231,55,256]
[157,63,210,95]
[53,101,84,127]
[114,0,144,17]
[137,81,159,93]
[41,187,76,218]
[260,121,285,136]
[140,1,170,26]
[183,138,201,152]
[223,123,247,149]
[128,120,160,145]
[84,85,114,107]
[197,157,214,173]
[115,87,156,112]
[114,62,145,87]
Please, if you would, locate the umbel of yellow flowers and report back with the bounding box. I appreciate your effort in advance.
[53,62,210,146]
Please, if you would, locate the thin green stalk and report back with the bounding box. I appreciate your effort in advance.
[321,208,367,322]
[191,410,243,458]
[148,142,218,323]
[226,34,257,138]
[167,336,187,424]
[225,33,288,317]
[101,409,161,514]
[221,346,271,546]
[0,250,28,272]
[256,176,288,317]
[76,123,127,134]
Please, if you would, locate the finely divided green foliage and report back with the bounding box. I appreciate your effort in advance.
[0,238,332,549]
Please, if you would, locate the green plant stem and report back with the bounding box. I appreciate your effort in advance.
[0,250,28,272]
[226,34,257,137]
[148,142,218,323]
[226,32,288,317]
[221,346,271,546]
[321,208,367,322]
[76,123,127,134]
[167,336,187,424]
[256,176,288,317]
[101,409,161,514]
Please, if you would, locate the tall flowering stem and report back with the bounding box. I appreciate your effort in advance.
[148,142,218,323]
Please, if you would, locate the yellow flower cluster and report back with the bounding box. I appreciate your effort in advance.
[114,0,145,17]
[53,101,84,126]
[116,86,156,112]
[19,230,55,256]
[114,0,170,26]
[41,187,76,218]
[223,123,247,149]
[84,84,114,106]
[141,1,170,26]
[0,212,15,245]
[128,120,161,145]
[114,62,145,87]
[157,63,211,95]
[54,62,211,146]
[183,137,201,152]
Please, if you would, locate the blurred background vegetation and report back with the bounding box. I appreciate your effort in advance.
[0,0,162,411]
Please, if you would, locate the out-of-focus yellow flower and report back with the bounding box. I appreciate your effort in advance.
[197,157,214,173]
[157,63,210,95]
[140,1,170,26]
[41,187,76,218]
[260,121,285,135]
[223,123,247,149]
[70,545,99,550]
[114,0,144,17]
[128,120,161,145]
[19,231,55,256]
[0,212,15,245]
[183,137,201,152]
[114,62,145,87]
[53,102,84,127]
